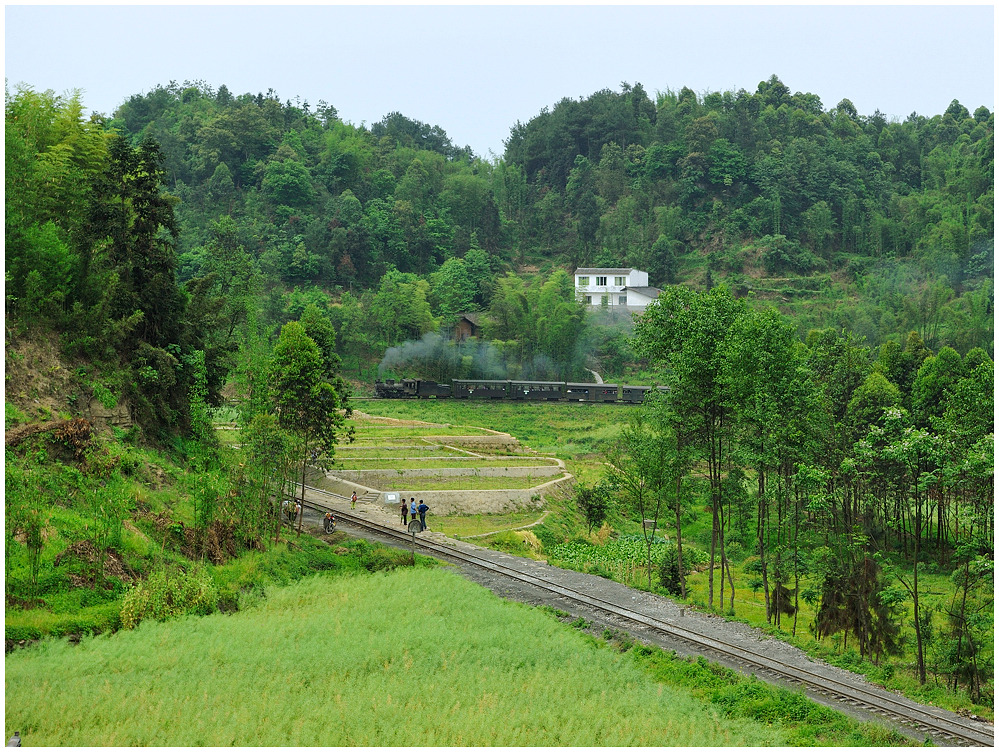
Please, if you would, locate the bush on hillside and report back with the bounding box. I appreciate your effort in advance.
[120,566,219,629]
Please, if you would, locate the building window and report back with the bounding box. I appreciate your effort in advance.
[585,295,592,304]
[619,296,627,305]
[596,276,607,286]
[614,276,626,286]
[577,276,589,287]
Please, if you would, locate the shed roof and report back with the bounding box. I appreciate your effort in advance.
[625,287,662,298]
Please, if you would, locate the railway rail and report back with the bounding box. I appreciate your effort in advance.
[300,486,994,747]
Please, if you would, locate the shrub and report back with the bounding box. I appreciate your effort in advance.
[120,567,219,629]
[51,602,123,636]
[658,545,693,596]
[5,625,43,642]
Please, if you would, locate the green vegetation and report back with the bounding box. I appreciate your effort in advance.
[347,423,494,437]
[6,568,905,746]
[618,639,911,747]
[353,397,992,718]
[431,511,547,538]
[377,475,554,492]
[337,445,472,458]
[3,424,421,643]
[354,399,627,458]
[4,74,992,743]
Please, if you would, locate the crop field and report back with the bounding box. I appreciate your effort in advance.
[377,475,557,491]
[335,457,559,470]
[336,445,473,458]
[5,569,796,746]
[352,399,626,458]
[346,421,495,438]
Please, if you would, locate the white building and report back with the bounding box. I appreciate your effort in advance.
[573,267,661,310]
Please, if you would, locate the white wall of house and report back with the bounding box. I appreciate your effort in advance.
[625,288,659,307]
[573,268,655,309]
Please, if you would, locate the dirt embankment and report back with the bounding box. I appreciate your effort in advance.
[5,328,132,438]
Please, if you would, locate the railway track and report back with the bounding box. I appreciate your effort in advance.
[300,486,994,747]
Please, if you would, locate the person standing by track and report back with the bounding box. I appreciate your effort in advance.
[409,498,418,524]
[417,500,429,531]
[400,496,409,524]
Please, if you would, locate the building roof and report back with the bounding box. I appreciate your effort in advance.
[573,268,640,275]
[457,312,482,326]
[625,287,662,298]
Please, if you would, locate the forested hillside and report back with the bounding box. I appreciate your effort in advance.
[97,76,993,366]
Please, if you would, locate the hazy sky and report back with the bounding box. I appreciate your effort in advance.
[4,3,995,158]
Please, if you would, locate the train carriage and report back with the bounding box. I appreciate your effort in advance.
[565,383,620,402]
[508,380,565,400]
[620,385,669,403]
[451,379,510,399]
[378,378,664,404]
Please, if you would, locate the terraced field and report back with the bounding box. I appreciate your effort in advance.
[318,411,573,516]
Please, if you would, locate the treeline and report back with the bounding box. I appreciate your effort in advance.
[98,76,991,361]
[624,285,992,700]
[5,75,993,414]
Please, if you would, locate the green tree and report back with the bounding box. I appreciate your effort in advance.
[723,306,820,622]
[574,480,613,535]
[183,216,261,404]
[634,285,748,610]
[367,268,438,347]
[430,257,477,322]
[268,321,352,536]
[911,346,965,428]
[262,158,315,208]
[608,407,683,589]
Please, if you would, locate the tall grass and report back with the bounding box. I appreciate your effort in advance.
[6,569,787,746]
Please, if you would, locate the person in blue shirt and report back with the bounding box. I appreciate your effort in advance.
[410,498,417,523]
[417,500,429,531]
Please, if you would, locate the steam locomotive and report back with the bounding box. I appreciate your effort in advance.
[374,378,667,403]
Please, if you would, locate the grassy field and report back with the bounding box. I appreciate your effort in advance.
[347,421,495,437]
[353,398,627,458]
[336,445,473,458]
[4,568,908,746]
[431,511,548,538]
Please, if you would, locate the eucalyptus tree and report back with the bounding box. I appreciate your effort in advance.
[722,305,822,622]
[858,407,941,685]
[634,285,747,610]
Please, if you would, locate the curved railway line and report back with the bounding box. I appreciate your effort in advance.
[299,486,993,747]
